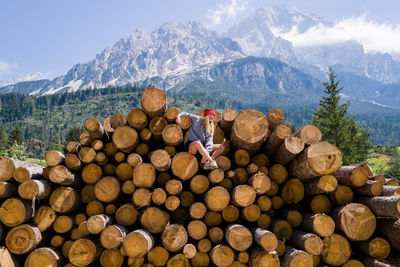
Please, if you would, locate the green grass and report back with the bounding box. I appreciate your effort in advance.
[26,158,47,166]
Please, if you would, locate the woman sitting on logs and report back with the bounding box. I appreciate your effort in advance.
[176,109,224,170]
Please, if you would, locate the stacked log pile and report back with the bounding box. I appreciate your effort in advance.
[0,86,400,267]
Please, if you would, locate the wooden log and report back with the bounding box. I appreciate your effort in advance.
[133,188,152,207]
[66,141,79,153]
[49,165,78,185]
[231,185,256,207]
[203,186,229,212]
[171,152,199,180]
[91,139,104,151]
[165,106,179,123]
[133,163,156,188]
[115,163,132,181]
[242,204,261,222]
[187,220,208,240]
[162,124,183,146]
[165,195,180,211]
[140,207,170,234]
[376,218,400,250]
[128,108,148,130]
[100,225,127,249]
[79,131,94,146]
[306,194,332,214]
[329,185,354,205]
[234,149,250,167]
[333,163,372,187]
[230,109,269,155]
[150,188,166,205]
[280,209,303,227]
[189,202,207,219]
[267,108,284,130]
[252,153,270,168]
[208,168,224,184]
[257,196,272,212]
[320,234,351,266]
[86,200,104,216]
[271,195,284,210]
[263,124,292,156]
[167,253,190,267]
[49,187,80,213]
[182,244,196,259]
[114,152,125,163]
[250,248,280,267]
[249,173,270,194]
[0,198,33,227]
[5,224,42,255]
[148,246,169,266]
[274,136,304,165]
[0,246,19,267]
[25,247,62,267]
[149,116,168,138]
[276,240,286,256]
[18,179,51,200]
[281,178,304,204]
[13,162,43,183]
[302,213,335,237]
[94,176,120,203]
[53,215,74,234]
[331,203,376,241]
[0,182,17,198]
[289,142,342,181]
[304,175,338,195]
[78,146,96,164]
[246,163,259,175]
[136,143,148,156]
[110,113,127,129]
[112,125,139,153]
[225,224,253,251]
[210,245,235,267]
[281,246,313,267]
[33,205,56,232]
[269,163,288,184]
[162,224,188,252]
[139,128,152,143]
[354,180,383,196]
[220,109,236,135]
[100,248,124,267]
[65,153,82,171]
[103,117,115,134]
[385,178,400,186]
[357,237,390,260]
[272,219,293,241]
[84,117,106,139]
[293,125,322,146]
[290,230,323,256]
[382,185,400,196]
[87,214,112,235]
[80,184,96,204]
[342,259,365,267]
[126,153,142,167]
[358,196,400,218]
[104,142,117,157]
[233,167,248,185]
[141,87,167,117]
[177,115,192,131]
[150,149,171,172]
[68,238,102,266]
[253,228,278,252]
[222,204,239,223]
[45,150,65,167]
[372,174,386,183]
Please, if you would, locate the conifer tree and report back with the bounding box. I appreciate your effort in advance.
[8,125,24,146]
[311,68,371,164]
[0,123,8,150]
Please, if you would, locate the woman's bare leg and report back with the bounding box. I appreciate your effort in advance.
[211,144,225,160]
[188,141,212,163]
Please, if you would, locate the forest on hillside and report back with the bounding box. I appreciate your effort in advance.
[0,84,399,160]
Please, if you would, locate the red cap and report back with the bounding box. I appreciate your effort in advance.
[203,109,216,117]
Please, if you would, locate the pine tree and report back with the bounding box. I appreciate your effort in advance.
[0,123,8,150]
[8,125,23,147]
[311,68,371,165]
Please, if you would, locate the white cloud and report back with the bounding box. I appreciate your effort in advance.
[0,72,51,87]
[206,0,249,26]
[0,61,17,75]
[272,15,400,54]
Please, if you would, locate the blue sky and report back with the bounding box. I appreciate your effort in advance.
[1,0,400,85]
